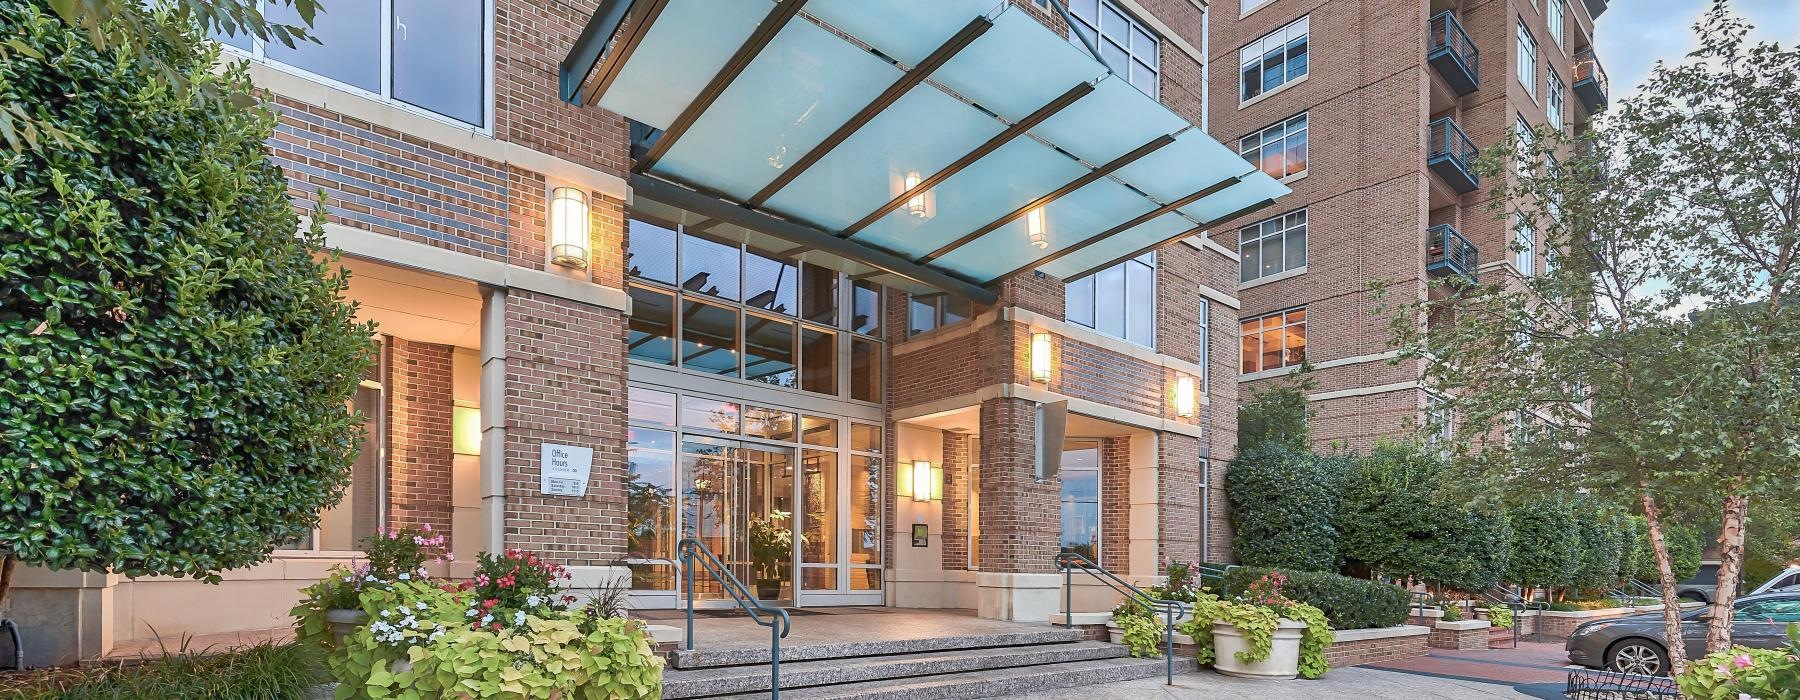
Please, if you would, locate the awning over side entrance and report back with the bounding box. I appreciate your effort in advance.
[563,0,1288,302]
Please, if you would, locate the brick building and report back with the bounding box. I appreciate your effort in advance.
[11,0,1291,665]
[1208,0,1608,450]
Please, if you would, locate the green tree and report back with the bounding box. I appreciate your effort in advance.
[1237,367,1315,452]
[1505,497,1581,593]
[1338,443,1442,582]
[1224,443,1346,572]
[1377,0,1800,666]
[0,2,372,608]
[1571,499,1626,594]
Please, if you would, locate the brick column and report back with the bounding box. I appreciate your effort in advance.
[1157,432,1203,567]
[1099,437,1131,572]
[940,432,972,571]
[387,338,456,534]
[976,397,1062,621]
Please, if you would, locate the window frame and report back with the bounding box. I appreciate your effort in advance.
[1546,68,1566,131]
[1516,18,1538,99]
[1238,16,1310,104]
[1198,299,1211,395]
[1238,209,1308,284]
[1068,0,1163,98]
[214,0,495,133]
[1057,440,1103,562]
[1239,112,1309,182]
[1239,307,1307,375]
[1515,216,1536,276]
[1064,252,1158,349]
[1547,0,1566,50]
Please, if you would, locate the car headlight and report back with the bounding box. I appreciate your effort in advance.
[1570,622,1613,638]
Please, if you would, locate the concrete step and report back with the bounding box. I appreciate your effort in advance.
[662,640,1126,698]
[703,656,1199,700]
[669,627,1089,669]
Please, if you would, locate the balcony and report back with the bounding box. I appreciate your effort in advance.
[1427,118,1479,194]
[1426,225,1479,282]
[1427,12,1479,96]
[1583,0,1608,19]
[1573,49,1609,113]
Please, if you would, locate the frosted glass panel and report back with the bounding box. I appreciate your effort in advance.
[653,20,901,200]
[1036,212,1196,280]
[1031,76,1183,165]
[934,9,1106,122]
[1178,172,1290,224]
[933,178,1152,280]
[762,87,1003,231]
[598,0,774,129]
[1115,129,1251,204]
[806,0,998,67]
[853,139,1085,259]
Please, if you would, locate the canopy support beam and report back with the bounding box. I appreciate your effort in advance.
[560,0,665,106]
[635,0,810,173]
[992,173,1249,281]
[1061,198,1277,281]
[840,82,1097,236]
[918,133,1177,263]
[632,174,998,305]
[747,16,994,206]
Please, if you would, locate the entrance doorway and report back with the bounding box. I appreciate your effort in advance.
[682,438,795,604]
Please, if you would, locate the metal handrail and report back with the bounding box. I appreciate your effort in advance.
[1190,562,1240,597]
[1428,224,1479,280]
[1481,587,1550,646]
[1428,11,1479,80]
[1573,48,1609,96]
[1428,118,1478,171]
[679,538,792,698]
[1054,551,1188,686]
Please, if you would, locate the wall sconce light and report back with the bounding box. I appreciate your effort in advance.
[900,460,942,502]
[453,405,481,455]
[1025,207,1048,249]
[904,171,929,218]
[549,186,590,269]
[1030,332,1052,383]
[1176,375,1198,418]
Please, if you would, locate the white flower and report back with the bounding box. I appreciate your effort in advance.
[480,614,493,625]
[526,595,542,608]
[365,575,378,582]
[416,602,428,611]
[513,611,526,626]
[398,573,411,580]
[466,608,478,618]
[380,608,393,618]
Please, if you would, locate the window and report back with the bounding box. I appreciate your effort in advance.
[1059,441,1101,561]
[1515,218,1536,276]
[214,0,490,128]
[1065,252,1156,348]
[1239,210,1307,283]
[1426,393,1454,452]
[1516,19,1537,98]
[1240,308,1306,374]
[1198,300,1211,394]
[1198,458,1211,558]
[1239,113,1308,180]
[1546,69,1565,131]
[1068,0,1161,96]
[1516,114,1535,176]
[908,294,972,336]
[1548,0,1566,49]
[1240,17,1309,102]
[1241,0,1273,14]
[1734,599,1800,623]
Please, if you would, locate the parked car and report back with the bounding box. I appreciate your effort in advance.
[1675,561,1721,603]
[1749,565,1800,595]
[1566,591,1800,675]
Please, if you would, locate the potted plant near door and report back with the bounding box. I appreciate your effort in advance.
[301,524,451,644]
[1180,571,1333,680]
[747,510,794,600]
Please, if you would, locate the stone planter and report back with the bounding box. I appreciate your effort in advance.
[1212,619,1307,680]
[324,609,368,645]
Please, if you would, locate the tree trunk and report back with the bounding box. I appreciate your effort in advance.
[1641,488,1688,676]
[1706,490,1750,653]
[0,553,16,615]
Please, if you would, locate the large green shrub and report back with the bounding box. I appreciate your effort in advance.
[1237,374,1314,452]
[1335,443,1509,592]
[0,2,372,588]
[1571,501,1626,592]
[1634,521,1705,582]
[1426,501,1511,593]
[1223,566,1410,630]
[1618,516,1646,584]
[1505,497,1581,589]
[1225,444,1347,571]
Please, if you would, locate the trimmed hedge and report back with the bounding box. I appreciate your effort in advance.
[1225,444,1349,572]
[1222,566,1411,630]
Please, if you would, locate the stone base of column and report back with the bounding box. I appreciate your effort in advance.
[976,572,1063,622]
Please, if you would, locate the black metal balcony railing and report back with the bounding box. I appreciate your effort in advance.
[1427,12,1479,96]
[1426,224,1479,282]
[1572,49,1609,112]
[1427,118,1479,194]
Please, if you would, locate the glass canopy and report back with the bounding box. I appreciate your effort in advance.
[572,0,1287,296]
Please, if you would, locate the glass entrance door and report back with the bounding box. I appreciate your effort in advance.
[681,438,795,603]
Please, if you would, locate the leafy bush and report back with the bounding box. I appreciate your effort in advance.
[1484,605,1514,629]
[1571,500,1626,592]
[0,1,373,586]
[1617,516,1646,585]
[1427,502,1511,593]
[1238,374,1314,452]
[1180,572,1334,679]
[1225,444,1348,571]
[1336,443,1508,591]
[1505,496,1581,589]
[1115,611,1166,659]
[1675,630,1799,700]
[1,643,324,699]
[1224,566,1409,630]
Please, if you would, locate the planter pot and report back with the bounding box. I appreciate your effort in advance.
[324,609,368,645]
[755,580,782,601]
[1211,619,1306,680]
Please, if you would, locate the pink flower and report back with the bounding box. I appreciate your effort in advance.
[423,523,433,532]
[1732,653,1754,669]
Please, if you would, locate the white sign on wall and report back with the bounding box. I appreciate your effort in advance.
[539,443,594,497]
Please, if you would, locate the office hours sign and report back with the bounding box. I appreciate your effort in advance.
[539,443,593,497]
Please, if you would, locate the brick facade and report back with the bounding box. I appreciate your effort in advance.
[1324,629,1431,668]
[387,338,457,534]
[941,432,974,571]
[1099,437,1131,572]
[977,397,1063,574]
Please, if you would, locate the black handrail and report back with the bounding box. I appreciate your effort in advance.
[1481,586,1549,647]
[1054,551,1188,686]
[679,538,792,698]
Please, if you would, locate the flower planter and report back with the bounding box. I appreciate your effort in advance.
[324,609,368,646]
[1212,618,1307,680]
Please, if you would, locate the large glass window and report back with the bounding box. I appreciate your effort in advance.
[680,232,741,302]
[681,300,738,377]
[1515,218,1536,276]
[1065,252,1156,348]
[1239,113,1308,180]
[626,425,678,590]
[627,286,676,365]
[1068,0,1161,97]
[849,453,882,589]
[1548,0,1565,50]
[1239,210,1307,283]
[1517,19,1538,98]
[908,294,972,337]
[1199,300,1211,394]
[1240,308,1307,374]
[1546,68,1565,131]
[743,251,798,314]
[218,0,489,128]
[801,263,838,325]
[801,328,837,395]
[1059,441,1102,561]
[850,338,881,403]
[743,313,796,387]
[851,280,882,336]
[1240,16,1309,102]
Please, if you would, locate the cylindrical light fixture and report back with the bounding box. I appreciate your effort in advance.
[1176,375,1198,418]
[905,171,928,218]
[549,186,590,269]
[1025,207,1048,249]
[911,460,933,503]
[1030,332,1052,383]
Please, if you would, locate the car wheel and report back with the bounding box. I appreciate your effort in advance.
[1606,639,1667,676]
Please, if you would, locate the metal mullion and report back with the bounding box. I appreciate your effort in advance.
[636,0,809,172]
[993,173,1246,282]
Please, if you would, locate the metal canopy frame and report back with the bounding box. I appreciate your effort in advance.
[561,0,667,105]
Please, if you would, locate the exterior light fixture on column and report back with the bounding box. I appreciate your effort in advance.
[1176,375,1198,418]
[549,186,590,269]
[1025,207,1048,249]
[904,171,929,218]
[905,460,942,503]
[1030,332,1052,383]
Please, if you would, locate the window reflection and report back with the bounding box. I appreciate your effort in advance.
[627,427,677,590]
[680,300,738,377]
[743,313,796,387]
[744,250,798,314]
[850,338,881,403]
[801,263,838,325]
[801,328,837,396]
[851,280,881,336]
[1059,441,1102,561]
[627,285,675,365]
[680,232,741,302]
[628,218,678,285]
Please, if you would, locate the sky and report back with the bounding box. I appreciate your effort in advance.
[1594,0,1799,101]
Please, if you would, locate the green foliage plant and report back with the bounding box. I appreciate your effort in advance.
[1237,369,1316,453]
[0,0,374,607]
[1484,605,1514,630]
[1178,572,1334,679]
[1505,497,1581,591]
[1225,444,1347,571]
[1116,611,1165,659]
[4,642,324,698]
[1223,566,1410,630]
[1675,626,1799,700]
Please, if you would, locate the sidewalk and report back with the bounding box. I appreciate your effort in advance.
[993,666,1549,699]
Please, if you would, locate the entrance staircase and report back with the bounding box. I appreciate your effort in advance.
[660,626,1193,699]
